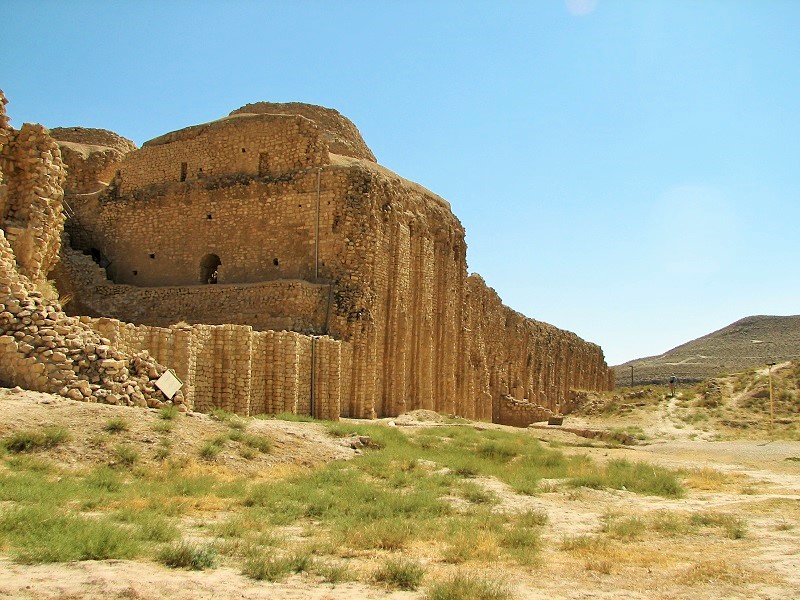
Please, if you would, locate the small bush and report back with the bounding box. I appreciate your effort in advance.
[316,561,352,583]
[372,558,425,590]
[103,418,128,434]
[425,572,511,600]
[153,420,174,433]
[199,440,223,460]
[112,444,139,468]
[158,542,217,570]
[158,405,179,421]
[242,433,272,453]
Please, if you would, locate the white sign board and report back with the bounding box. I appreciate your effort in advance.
[155,369,183,400]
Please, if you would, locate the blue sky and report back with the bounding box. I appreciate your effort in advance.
[2,0,798,365]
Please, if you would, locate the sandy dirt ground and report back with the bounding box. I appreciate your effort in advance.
[0,389,798,599]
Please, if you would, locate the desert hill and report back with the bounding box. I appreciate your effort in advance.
[614,315,800,387]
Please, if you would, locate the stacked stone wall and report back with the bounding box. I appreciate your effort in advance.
[67,166,352,287]
[55,246,331,333]
[119,114,329,193]
[0,119,66,284]
[90,318,347,419]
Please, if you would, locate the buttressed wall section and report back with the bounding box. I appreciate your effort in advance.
[52,99,613,425]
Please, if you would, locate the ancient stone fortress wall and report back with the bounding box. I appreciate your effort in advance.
[8,93,614,425]
[90,318,348,420]
[118,113,329,193]
[52,100,614,425]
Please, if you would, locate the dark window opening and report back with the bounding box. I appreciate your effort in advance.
[241,147,246,153]
[180,162,188,182]
[298,204,302,208]
[207,214,213,220]
[273,258,279,266]
[132,270,138,276]
[258,152,269,177]
[149,253,155,259]
[201,253,222,284]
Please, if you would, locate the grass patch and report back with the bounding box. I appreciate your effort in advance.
[316,561,352,583]
[425,572,511,600]
[258,412,318,423]
[153,419,174,433]
[111,444,139,468]
[2,426,70,453]
[103,418,128,433]
[568,459,685,498]
[158,541,217,570]
[372,558,425,590]
[158,405,179,421]
[242,550,313,581]
[199,439,224,460]
[0,505,140,563]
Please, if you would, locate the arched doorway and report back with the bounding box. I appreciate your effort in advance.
[200,254,221,284]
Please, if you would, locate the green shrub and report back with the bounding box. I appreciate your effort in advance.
[158,405,179,421]
[372,558,425,590]
[112,444,139,468]
[199,440,223,460]
[158,541,217,570]
[103,418,128,434]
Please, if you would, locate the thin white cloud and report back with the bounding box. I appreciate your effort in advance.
[565,0,598,17]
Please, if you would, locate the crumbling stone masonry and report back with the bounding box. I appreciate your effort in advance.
[0,90,181,408]
[2,90,613,424]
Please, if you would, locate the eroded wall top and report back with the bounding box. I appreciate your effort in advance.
[120,113,330,193]
[230,102,376,163]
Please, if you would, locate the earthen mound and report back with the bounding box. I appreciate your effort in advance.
[230,101,376,162]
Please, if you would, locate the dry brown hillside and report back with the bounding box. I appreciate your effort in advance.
[614,315,800,387]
